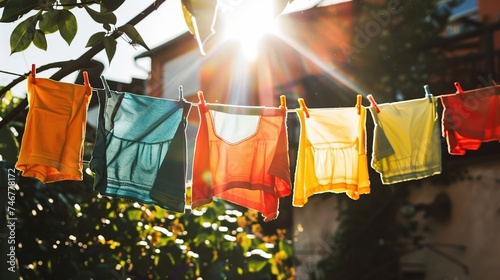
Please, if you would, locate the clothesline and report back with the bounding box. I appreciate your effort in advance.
[2,67,497,111]
[11,73,500,220]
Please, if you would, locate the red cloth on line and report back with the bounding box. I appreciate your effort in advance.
[441,85,500,155]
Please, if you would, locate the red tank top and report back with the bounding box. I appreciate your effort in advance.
[441,85,500,155]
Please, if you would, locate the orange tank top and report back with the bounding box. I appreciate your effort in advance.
[191,103,291,221]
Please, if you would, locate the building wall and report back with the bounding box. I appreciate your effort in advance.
[401,157,500,280]
[148,35,198,98]
[293,157,500,280]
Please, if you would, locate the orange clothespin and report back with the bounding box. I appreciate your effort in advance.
[279,95,287,111]
[367,94,380,113]
[298,98,309,118]
[31,64,36,84]
[198,91,206,111]
[356,95,362,115]
[454,82,464,95]
[83,71,91,95]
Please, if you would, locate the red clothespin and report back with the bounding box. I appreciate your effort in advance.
[454,82,464,95]
[279,95,287,111]
[298,98,309,118]
[83,71,91,95]
[31,64,36,84]
[198,91,206,111]
[367,94,380,113]
[356,95,362,115]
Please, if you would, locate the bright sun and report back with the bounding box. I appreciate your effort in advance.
[222,0,279,61]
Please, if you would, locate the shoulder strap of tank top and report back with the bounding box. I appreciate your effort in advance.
[100,75,111,98]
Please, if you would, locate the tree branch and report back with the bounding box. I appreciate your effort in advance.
[0,0,167,130]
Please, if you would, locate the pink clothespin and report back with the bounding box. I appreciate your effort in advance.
[454,82,464,95]
[367,94,380,113]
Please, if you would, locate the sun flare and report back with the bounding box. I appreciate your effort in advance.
[222,0,279,61]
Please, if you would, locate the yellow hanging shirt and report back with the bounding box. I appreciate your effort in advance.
[369,97,442,184]
[293,106,370,207]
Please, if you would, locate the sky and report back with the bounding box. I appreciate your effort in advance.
[0,0,348,97]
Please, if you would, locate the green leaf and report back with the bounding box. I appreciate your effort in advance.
[10,13,39,53]
[118,24,151,52]
[56,10,77,45]
[103,36,117,63]
[0,87,12,114]
[103,23,111,31]
[33,29,47,50]
[84,6,117,25]
[181,0,218,55]
[0,126,19,162]
[247,256,269,273]
[0,0,39,22]
[85,31,106,48]
[278,240,293,260]
[100,0,125,13]
[39,10,59,34]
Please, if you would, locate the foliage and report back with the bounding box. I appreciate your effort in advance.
[12,173,294,279]
[0,87,21,162]
[0,0,148,63]
[351,0,464,101]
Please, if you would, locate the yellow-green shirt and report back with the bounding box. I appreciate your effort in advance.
[369,97,442,184]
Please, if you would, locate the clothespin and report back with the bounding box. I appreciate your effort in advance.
[83,71,91,95]
[198,91,206,111]
[367,94,380,113]
[423,85,433,103]
[279,95,287,111]
[356,95,362,115]
[280,95,286,108]
[454,82,464,95]
[298,98,309,118]
[178,85,184,100]
[31,64,36,84]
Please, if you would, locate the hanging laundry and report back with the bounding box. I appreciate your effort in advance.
[293,101,370,206]
[90,77,191,213]
[441,85,500,155]
[191,94,291,222]
[16,74,92,183]
[369,97,442,184]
